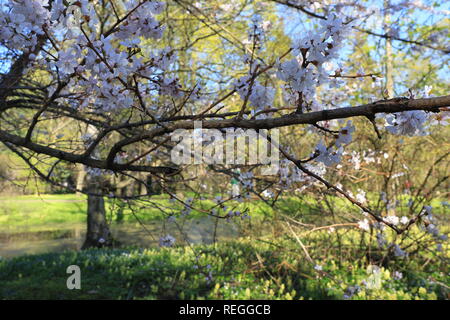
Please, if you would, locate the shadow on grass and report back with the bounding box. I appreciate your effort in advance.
[0,240,336,300]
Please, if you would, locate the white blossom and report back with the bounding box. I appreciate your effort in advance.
[384,215,400,226]
[234,76,275,111]
[400,216,409,225]
[315,141,343,166]
[356,189,367,203]
[385,111,429,136]
[358,219,371,231]
[159,234,176,247]
[335,121,355,146]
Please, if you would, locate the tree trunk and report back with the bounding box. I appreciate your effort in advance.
[384,0,394,98]
[75,164,86,195]
[81,177,112,249]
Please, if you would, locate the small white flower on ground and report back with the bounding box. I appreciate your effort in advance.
[205,271,213,283]
[314,265,323,271]
[393,271,403,280]
[343,285,360,299]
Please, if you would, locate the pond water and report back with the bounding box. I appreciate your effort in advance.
[0,216,243,259]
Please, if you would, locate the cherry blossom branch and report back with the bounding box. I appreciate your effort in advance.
[104,95,450,165]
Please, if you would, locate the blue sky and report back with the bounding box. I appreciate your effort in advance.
[276,0,449,86]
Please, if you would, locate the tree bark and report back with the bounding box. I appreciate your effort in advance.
[81,177,112,249]
[384,0,394,98]
[75,164,86,195]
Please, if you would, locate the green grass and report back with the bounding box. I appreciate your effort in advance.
[0,237,447,300]
[0,194,448,300]
[0,193,279,233]
[1,193,448,234]
[0,195,87,231]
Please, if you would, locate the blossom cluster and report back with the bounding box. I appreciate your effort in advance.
[312,120,355,166]
[384,111,429,136]
[278,158,326,189]
[1,0,184,115]
[234,76,275,116]
[225,210,251,222]
[419,206,448,247]
[276,15,350,111]
[116,1,165,42]
[159,234,176,247]
[0,0,49,51]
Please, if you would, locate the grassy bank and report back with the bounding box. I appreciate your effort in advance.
[0,193,298,232]
[1,194,447,300]
[0,238,447,300]
[1,193,447,234]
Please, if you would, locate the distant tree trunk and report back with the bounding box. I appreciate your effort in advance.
[75,164,86,195]
[81,176,112,249]
[385,38,394,98]
[384,0,394,98]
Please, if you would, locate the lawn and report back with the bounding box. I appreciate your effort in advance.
[0,193,447,233]
[0,194,448,300]
[0,193,279,232]
[0,195,86,231]
[0,237,447,300]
